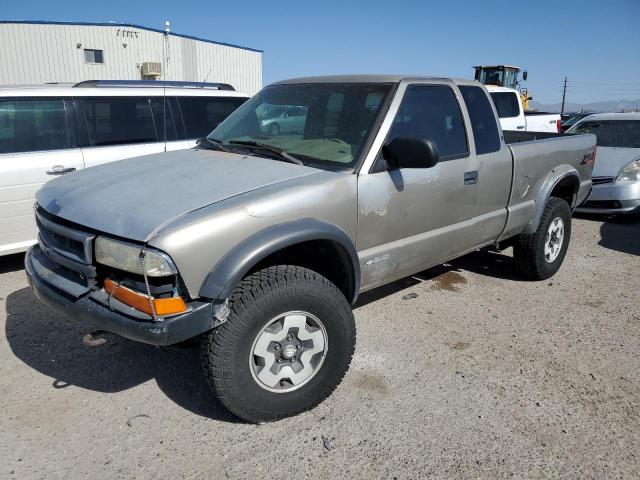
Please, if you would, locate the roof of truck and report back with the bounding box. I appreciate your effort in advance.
[271,75,472,85]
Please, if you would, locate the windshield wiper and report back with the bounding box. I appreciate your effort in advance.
[228,140,304,166]
[197,137,229,152]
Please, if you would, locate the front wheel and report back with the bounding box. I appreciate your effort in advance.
[514,197,572,280]
[201,265,356,423]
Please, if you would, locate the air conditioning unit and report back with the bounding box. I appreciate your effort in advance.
[141,62,162,77]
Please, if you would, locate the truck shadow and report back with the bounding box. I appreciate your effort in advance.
[574,212,640,257]
[4,287,243,424]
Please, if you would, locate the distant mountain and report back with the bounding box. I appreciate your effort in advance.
[529,99,640,113]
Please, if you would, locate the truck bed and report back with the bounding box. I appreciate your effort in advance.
[497,132,596,241]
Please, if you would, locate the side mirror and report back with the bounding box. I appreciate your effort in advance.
[522,70,528,81]
[382,137,439,169]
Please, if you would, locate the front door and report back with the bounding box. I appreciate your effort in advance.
[357,84,479,291]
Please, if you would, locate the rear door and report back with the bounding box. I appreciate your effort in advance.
[357,83,480,290]
[75,96,164,168]
[459,85,512,242]
[0,97,84,255]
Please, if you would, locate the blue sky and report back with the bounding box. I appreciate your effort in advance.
[2,0,639,104]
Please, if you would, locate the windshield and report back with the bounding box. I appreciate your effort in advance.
[208,83,393,169]
[479,69,503,86]
[567,120,640,148]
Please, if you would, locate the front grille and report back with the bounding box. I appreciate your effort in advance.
[591,176,614,185]
[35,207,97,290]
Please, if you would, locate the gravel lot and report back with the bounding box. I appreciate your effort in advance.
[1,214,639,479]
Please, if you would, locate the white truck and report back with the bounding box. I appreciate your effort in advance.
[487,85,561,134]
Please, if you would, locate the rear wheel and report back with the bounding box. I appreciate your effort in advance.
[514,197,572,280]
[201,265,355,423]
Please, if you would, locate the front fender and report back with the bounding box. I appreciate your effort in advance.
[523,165,580,234]
[198,218,360,304]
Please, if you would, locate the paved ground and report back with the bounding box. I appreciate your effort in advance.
[1,214,639,479]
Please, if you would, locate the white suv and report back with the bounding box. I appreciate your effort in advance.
[0,80,249,256]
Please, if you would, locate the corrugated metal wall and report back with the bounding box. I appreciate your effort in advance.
[0,23,263,94]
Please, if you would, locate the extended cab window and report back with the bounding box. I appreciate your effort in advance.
[77,97,157,146]
[177,97,247,139]
[490,92,520,118]
[459,86,501,155]
[387,85,468,160]
[0,99,69,154]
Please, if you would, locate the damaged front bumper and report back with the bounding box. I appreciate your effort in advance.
[25,245,216,346]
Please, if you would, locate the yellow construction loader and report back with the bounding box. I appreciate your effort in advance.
[473,65,532,110]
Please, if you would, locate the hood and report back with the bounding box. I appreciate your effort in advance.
[36,149,320,242]
[592,147,640,177]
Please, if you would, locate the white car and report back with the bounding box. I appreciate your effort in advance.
[0,80,249,256]
[486,85,561,133]
[570,112,640,214]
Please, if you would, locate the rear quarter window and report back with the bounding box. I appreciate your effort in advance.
[459,86,501,155]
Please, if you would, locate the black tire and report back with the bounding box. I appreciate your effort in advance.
[201,265,355,423]
[514,197,572,280]
[269,123,280,136]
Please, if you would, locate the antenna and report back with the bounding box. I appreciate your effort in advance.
[561,77,568,115]
[162,20,170,152]
[202,68,213,86]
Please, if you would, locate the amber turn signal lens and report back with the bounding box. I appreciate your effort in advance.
[104,279,188,317]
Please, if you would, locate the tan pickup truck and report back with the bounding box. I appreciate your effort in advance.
[26,75,595,422]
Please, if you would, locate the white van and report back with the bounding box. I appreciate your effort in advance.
[0,80,249,256]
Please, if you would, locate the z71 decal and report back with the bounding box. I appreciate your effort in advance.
[581,151,596,166]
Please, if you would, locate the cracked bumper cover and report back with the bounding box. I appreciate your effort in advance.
[25,245,216,346]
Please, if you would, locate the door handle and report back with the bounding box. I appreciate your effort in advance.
[464,171,478,185]
[47,166,77,176]
[516,125,525,129]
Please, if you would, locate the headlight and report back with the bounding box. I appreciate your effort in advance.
[616,160,640,183]
[95,237,176,277]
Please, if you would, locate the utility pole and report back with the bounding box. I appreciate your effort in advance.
[561,77,568,114]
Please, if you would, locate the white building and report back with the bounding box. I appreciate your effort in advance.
[0,21,263,94]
